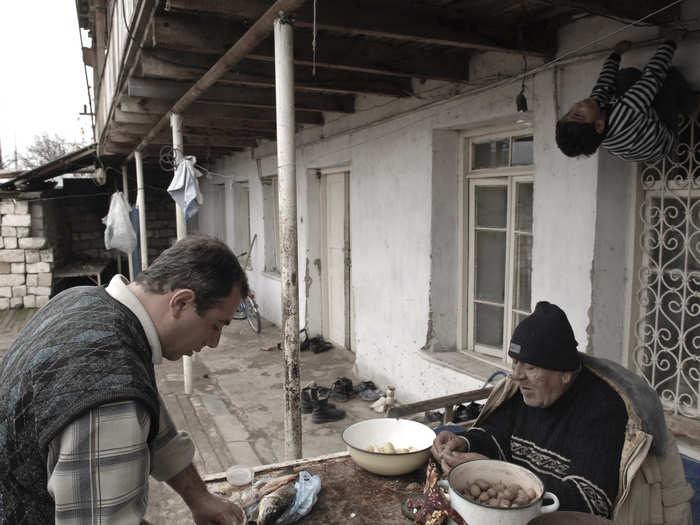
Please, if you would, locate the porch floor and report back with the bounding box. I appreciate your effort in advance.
[0,309,379,524]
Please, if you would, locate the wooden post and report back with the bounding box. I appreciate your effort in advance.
[121,165,135,279]
[135,151,149,269]
[171,112,192,395]
[93,0,106,97]
[275,16,302,460]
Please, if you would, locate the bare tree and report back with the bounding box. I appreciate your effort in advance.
[19,133,86,169]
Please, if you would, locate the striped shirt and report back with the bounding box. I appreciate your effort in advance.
[591,42,677,162]
[45,276,195,524]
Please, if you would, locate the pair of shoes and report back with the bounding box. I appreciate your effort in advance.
[354,380,376,393]
[360,388,383,401]
[329,377,354,402]
[300,334,335,353]
[453,402,482,422]
[425,410,444,423]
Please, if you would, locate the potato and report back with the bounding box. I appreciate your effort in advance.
[499,499,511,508]
[494,482,506,492]
[488,497,498,506]
[508,484,521,493]
[513,493,530,506]
[469,484,481,498]
[475,479,490,491]
[382,442,396,453]
[479,492,490,503]
[487,487,497,497]
[366,445,376,452]
[526,488,537,500]
[502,487,516,501]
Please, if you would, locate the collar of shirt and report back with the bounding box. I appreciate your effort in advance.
[105,274,163,364]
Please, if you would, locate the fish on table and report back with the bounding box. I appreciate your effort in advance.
[257,482,297,525]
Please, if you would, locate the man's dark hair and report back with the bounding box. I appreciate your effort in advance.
[135,234,249,314]
[555,120,604,157]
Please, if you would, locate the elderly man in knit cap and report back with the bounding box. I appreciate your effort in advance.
[432,301,693,525]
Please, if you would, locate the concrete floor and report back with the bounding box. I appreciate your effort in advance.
[144,318,381,524]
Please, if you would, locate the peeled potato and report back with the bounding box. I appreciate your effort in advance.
[469,484,481,498]
[475,479,490,491]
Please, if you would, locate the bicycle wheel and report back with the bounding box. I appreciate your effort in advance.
[245,296,261,334]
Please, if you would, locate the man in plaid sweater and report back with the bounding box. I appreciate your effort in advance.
[0,235,248,524]
[556,30,697,163]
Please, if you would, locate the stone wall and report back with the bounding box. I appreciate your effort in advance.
[0,199,53,309]
[143,187,176,263]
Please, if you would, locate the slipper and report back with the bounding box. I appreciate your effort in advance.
[360,388,383,401]
[354,380,377,393]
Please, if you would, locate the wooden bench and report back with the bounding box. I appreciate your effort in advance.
[386,386,493,426]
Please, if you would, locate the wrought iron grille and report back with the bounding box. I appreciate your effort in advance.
[633,114,700,419]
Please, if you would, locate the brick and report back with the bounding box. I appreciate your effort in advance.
[14,201,28,214]
[0,201,14,214]
[23,295,36,308]
[2,214,30,227]
[25,250,39,263]
[39,249,53,262]
[0,238,3,250]
[0,263,9,273]
[0,298,10,310]
[18,237,46,249]
[0,250,25,262]
[10,263,25,274]
[16,227,29,238]
[12,285,26,297]
[26,274,37,286]
[3,237,17,249]
[10,297,22,309]
[38,273,52,287]
[0,274,24,286]
[26,262,51,273]
[0,287,11,298]
[29,286,51,296]
[36,296,49,308]
[1,226,16,237]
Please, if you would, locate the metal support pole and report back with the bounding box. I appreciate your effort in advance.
[171,112,193,395]
[135,151,149,269]
[275,17,301,460]
[121,165,134,280]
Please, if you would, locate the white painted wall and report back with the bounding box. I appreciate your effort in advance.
[204,15,700,403]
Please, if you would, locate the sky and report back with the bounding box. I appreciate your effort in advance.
[0,0,93,168]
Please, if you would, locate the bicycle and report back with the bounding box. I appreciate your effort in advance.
[235,248,261,334]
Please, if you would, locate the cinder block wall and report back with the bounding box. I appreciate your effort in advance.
[0,199,54,309]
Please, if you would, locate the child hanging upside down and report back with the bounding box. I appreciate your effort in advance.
[556,29,698,163]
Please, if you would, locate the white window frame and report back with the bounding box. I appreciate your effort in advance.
[458,130,534,363]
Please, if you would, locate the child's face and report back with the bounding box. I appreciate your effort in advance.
[562,98,604,124]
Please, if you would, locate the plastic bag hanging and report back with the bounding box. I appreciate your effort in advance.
[102,191,137,255]
[167,155,204,218]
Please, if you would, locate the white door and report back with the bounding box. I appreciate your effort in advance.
[323,171,349,348]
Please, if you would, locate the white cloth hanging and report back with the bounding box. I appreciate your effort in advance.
[167,156,204,218]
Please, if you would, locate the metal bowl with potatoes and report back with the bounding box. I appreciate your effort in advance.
[341,418,436,476]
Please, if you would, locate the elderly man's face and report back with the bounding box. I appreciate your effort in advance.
[511,359,573,408]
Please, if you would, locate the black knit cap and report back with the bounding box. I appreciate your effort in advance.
[508,301,580,371]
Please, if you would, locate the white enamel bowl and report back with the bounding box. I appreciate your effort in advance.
[341,418,436,476]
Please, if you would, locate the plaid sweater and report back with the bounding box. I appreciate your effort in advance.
[591,41,677,162]
[0,287,160,524]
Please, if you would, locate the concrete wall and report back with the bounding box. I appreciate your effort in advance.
[205,16,700,402]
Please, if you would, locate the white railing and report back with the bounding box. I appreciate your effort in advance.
[95,0,140,141]
[633,114,700,419]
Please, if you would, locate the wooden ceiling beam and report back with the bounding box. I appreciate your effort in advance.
[110,123,275,141]
[152,14,470,82]
[163,0,547,55]
[104,141,242,157]
[138,50,413,98]
[114,109,278,131]
[128,77,355,113]
[108,132,260,149]
[119,97,323,124]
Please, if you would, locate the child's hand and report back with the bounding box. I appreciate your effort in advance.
[613,40,632,55]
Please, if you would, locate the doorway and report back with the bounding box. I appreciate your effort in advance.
[321,169,351,350]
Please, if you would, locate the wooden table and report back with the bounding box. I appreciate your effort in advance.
[205,452,423,524]
[53,261,109,287]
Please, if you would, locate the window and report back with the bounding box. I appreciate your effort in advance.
[632,116,699,419]
[262,176,280,274]
[463,132,534,361]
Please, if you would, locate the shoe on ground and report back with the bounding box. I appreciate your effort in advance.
[311,391,345,423]
[360,388,383,401]
[329,377,354,402]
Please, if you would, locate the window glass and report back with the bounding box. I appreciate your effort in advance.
[512,136,534,166]
[476,302,504,348]
[476,186,507,228]
[515,182,534,232]
[475,230,506,302]
[512,234,533,312]
[473,139,510,169]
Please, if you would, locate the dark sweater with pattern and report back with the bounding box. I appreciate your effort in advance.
[457,367,627,518]
[0,286,160,524]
